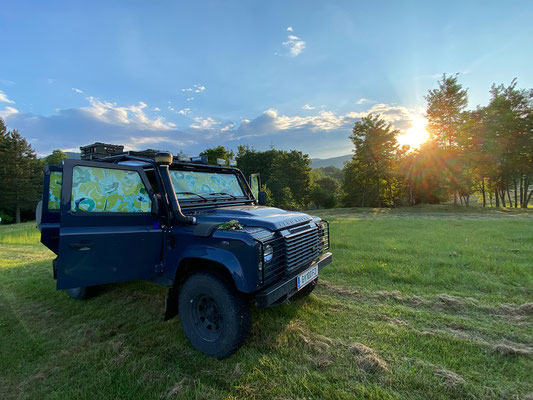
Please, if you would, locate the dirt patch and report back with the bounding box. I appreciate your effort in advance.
[283,323,387,372]
[493,340,533,356]
[348,342,388,373]
[376,290,404,301]
[491,302,533,316]
[432,365,465,388]
[319,280,359,296]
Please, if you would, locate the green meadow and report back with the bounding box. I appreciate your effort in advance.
[1,206,532,399]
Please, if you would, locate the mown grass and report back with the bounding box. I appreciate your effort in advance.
[0,206,532,399]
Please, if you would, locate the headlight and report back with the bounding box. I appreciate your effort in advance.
[263,244,274,263]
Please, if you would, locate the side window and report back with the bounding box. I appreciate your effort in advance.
[71,166,151,213]
[48,171,62,210]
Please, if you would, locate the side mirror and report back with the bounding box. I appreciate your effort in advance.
[258,191,267,206]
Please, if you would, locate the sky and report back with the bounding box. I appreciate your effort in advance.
[0,1,532,159]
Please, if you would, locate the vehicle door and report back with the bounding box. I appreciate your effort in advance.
[56,159,163,289]
[39,165,63,254]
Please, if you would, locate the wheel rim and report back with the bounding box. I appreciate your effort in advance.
[190,294,223,341]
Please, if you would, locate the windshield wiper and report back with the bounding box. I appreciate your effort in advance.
[175,191,208,201]
[208,192,237,200]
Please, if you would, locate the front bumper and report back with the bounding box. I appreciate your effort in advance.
[255,252,333,307]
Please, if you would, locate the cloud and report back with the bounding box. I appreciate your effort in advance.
[0,90,15,104]
[302,104,316,110]
[2,94,421,159]
[0,106,19,118]
[194,84,206,93]
[186,97,194,101]
[178,108,191,115]
[346,103,415,130]
[356,98,373,105]
[282,34,306,57]
[181,84,206,93]
[153,107,161,112]
[190,116,221,130]
[81,97,176,130]
[287,26,293,32]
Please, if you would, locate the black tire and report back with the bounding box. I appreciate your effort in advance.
[66,286,90,300]
[293,278,318,299]
[178,273,251,359]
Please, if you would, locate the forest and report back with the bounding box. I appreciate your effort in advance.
[1,74,532,223]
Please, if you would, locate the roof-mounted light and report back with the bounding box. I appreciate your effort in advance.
[155,152,173,165]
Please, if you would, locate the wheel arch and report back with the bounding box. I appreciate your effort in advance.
[164,255,248,321]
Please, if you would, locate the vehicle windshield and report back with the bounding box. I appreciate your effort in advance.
[169,169,247,201]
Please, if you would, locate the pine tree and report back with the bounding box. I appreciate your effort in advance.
[0,122,43,223]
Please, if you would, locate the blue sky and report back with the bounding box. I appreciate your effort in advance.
[1,1,532,158]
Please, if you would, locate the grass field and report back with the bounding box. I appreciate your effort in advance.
[1,205,532,399]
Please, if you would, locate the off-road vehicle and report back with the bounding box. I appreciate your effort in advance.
[38,145,332,358]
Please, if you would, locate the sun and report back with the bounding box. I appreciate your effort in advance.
[397,115,429,149]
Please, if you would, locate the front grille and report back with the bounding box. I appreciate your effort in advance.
[285,227,320,274]
[257,220,329,285]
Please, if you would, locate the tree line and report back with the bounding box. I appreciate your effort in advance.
[1,74,531,223]
[342,75,533,208]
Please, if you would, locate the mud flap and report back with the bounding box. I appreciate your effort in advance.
[164,286,179,321]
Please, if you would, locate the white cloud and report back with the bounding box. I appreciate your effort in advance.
[356,98,373,105]
[72,87,84,94]
[0,90,15,104]
[178,108,191,115]
[282,34,306,57]
[194,84,206,93]
[302,104,316,110]
[124,136,196,150]
[0,106,19,118]
[82,97,176,130]
[190,116,221,130]
[153,107,161,112]
[186,97,194,101]
[287,26,293,32]
[181,84,206,93]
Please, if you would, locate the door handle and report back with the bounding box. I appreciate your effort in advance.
[69,243,93,251]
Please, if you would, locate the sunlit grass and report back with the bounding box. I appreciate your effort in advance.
[0,208,532,399]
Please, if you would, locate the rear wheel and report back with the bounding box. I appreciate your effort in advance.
[178,273,251,359]
[66,286,90,300]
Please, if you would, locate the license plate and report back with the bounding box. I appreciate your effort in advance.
[297,265,319,290]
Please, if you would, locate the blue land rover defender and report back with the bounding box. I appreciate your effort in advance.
[37,146,332,359]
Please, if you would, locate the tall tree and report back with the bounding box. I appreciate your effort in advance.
[44,149,68,166]
[425,74,469,205]
[269,150,312,209]
[199,145,234,165]
[343,114,399,207]
[0,124,43,223]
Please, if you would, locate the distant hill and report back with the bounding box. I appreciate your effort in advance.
[65,152,81,159]
[311,154,351,169]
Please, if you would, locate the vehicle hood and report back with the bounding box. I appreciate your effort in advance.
[192,205,313,231]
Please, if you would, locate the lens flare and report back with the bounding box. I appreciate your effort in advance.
[397,115,429,149]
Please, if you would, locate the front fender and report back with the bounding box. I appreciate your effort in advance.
[174,245,249,292]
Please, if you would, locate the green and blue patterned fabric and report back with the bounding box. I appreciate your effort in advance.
[71,166,151,213]
[169,170,245,198]
[48,171,62,210]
